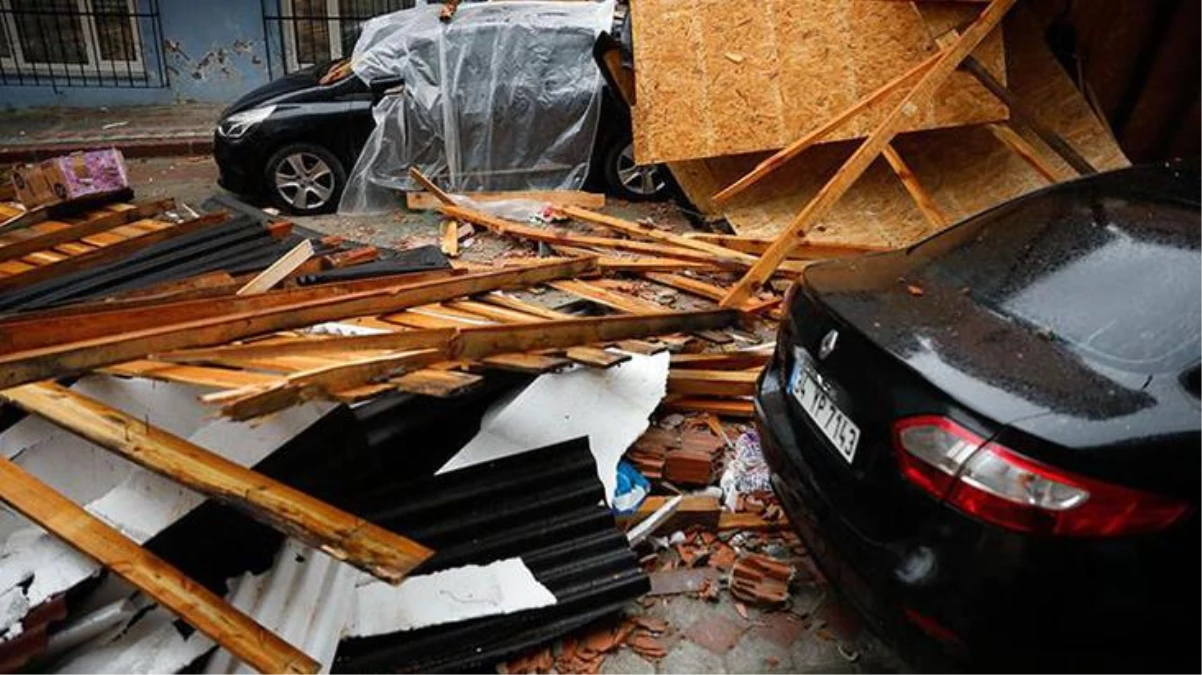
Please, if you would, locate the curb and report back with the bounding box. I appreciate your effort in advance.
[0,136,214,163]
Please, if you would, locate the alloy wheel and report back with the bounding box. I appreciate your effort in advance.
[615,143,667,197]
[274,152,335,211]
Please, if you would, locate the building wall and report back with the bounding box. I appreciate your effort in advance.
[0,0,273,110]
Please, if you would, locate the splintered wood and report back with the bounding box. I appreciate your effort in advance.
[629,0,1008,163]
[0,457,320,675]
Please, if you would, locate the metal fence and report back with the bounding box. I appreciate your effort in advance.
[0,0,166,88]
[262,0,415,78]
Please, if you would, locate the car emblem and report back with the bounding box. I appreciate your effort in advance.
[819,330,839,360]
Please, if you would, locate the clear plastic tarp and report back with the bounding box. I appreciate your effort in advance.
[339,0,615,214]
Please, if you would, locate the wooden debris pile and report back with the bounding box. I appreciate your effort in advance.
[0,170,770,673]
[602,0,1130,313]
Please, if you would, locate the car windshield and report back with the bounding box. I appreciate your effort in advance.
[915,185,1201,375]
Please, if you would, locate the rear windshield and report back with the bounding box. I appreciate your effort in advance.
[916,189,1201,375]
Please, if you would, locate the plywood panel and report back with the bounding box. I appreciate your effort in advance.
[630,0,1009,163]
[670,9,1129,246]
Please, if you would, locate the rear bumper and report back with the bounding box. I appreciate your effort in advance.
[754,361,1200,671]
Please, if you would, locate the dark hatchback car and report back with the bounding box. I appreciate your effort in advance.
[213,59,667,214]
[756,162,1200,671]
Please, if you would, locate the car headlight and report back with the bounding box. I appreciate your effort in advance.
[217,105,276,139]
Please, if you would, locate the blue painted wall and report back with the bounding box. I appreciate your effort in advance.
[0,0,273,109]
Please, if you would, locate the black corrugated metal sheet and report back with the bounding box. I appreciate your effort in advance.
[143,384,646,673]
[336,437,648,673]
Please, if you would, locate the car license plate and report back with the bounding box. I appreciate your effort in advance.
[791,362,861,463]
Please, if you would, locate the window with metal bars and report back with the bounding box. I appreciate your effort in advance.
[263,0,415,77]
[0,0,165,88]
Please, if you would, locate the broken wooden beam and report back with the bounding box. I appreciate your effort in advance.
[710,48,943,206]
[207,310,736,419]
[441,220,460,258]
[408,190,604,211]
[0,258,595,389]
[720,0,1017,308]
[0,198,175,265]
[1,382,434,585]
[237,239,315,295]
[443,203,750,270]
[682,233,892,259]
[408,166,456,205]
[959,54,1097,175]
[0,212,227,294]
[0,456,320,675]
[670,350,772,371]
[616,494,721,530]
[986,122,1073,183]
[881,143,948,231]
[564,345,631,368]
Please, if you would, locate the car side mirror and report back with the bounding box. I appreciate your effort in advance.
[369,75,404,101]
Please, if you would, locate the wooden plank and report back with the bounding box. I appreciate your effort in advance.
[710,49,942,206]
[564,345,631,369]
[162,329,455,364]
[667,369,759,397]
[441,220,459,258]
[480,352,573,373]
[613,339,666,355]
[550,245,719,273]
[1,382,434,585]
[210,310,736,419]
[0,269,464,353]
[0,259,595,390]
[105,360,283,389]
[642,272,781,314]
[671,351,771,370]
[236,239,315,295]
[558,205,760,265]
[391,368,484,397]
[720,0,1017,308]
[0,199,171,265]
[549,279,665,315]
[408,167,455,205]
[0,456,320,675]
[441,299,545,324]
[986,122,1071,183]
[881,143,948,230]
[441,203,751,270]
[483,292,574,320]
[683,233,892,259]
[0,213,227,293]
[615,494,721,530]
[959,55,1097,175]
[211,349,447,420]
[408,190,605,211]
[661,396,755,418]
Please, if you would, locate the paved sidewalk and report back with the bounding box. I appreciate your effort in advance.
[0,104,223,162]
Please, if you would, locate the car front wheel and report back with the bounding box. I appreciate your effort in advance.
[603,137,669,201]
[265,143,346,215]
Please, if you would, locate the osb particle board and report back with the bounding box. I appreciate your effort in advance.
[630,0,1009,164]
[670,10,1130,246]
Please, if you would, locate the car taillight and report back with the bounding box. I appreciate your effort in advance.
[892,416,1191,537]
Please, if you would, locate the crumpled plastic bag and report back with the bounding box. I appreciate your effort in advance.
[719,430,772,510]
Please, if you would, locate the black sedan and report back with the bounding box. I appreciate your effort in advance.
[213,60,668,215]
[755,161,1200,672]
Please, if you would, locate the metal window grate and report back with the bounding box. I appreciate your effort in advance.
[262,0,415,78]
[0,0,166,88]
